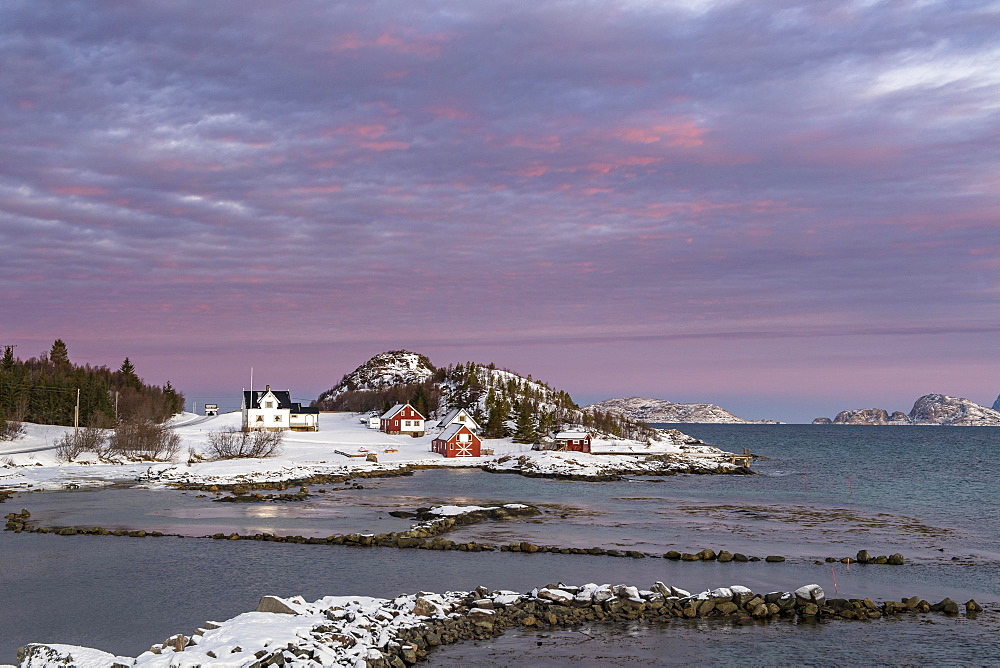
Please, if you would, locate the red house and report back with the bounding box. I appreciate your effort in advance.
[380,403,426,436]
[432,423,481,458]
[554,430,591,453]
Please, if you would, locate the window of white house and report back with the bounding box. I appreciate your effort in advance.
[274,415,281,422]
[256,415,264,422]
[265,401,273,408]
[458,415,466,421]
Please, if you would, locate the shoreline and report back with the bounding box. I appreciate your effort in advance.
[0,413,748,494]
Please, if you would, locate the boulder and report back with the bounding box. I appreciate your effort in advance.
[794,584,826,606]
[537,588,574,606]
[255,596,298,615]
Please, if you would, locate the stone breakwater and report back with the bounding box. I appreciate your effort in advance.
[3,508,910,566]
[17,582,986,668]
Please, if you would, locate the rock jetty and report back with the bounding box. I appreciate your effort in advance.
[17,581,984,667]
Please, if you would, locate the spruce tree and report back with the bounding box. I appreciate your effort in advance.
[49,339,70,367]
[2,345,16,371]
[513,400,537,443]
[119,357,141,389]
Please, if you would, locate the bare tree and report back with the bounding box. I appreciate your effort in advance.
[54,425,109,462]
[108,420,180,461]
[206,427,283,459]
[0,418,25,441]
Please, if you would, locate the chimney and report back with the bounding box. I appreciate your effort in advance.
[265,384,270,391]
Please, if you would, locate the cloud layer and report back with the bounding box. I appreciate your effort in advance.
[3,1,999,420]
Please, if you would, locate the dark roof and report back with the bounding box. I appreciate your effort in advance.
[244,389,318,414]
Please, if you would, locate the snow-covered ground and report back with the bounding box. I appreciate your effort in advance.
[0,412,738,492]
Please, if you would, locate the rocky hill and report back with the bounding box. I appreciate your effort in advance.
[316,351,435,405]
[812,394,1000,426]
[584,397,780,424]
[314,351,664,442]
[992,395,1000,412]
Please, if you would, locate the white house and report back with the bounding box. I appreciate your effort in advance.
[436,407,480,433]
[242,385,319,432]
[366,412,381,429]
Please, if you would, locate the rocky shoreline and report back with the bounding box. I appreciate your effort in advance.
[17,580,986,667]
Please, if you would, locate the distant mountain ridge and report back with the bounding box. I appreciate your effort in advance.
[585,397,781,424]
[813,394,1000,426]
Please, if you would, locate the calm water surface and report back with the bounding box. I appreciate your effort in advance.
[1,425,998,664]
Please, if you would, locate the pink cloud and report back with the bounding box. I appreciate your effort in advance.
[613,120,705,147]
[359,140,410,151]
[516,165,549,177]
[505,135,562,151]
[50,185,108,196]
[426,104,470,121]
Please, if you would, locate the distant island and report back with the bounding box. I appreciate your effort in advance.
[812,393,1000,426]
[585,397,781,424]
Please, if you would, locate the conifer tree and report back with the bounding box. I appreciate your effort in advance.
[49,339,70,367]
[1,345,14,371]
[119,357,141,389]
[513,400,538,443]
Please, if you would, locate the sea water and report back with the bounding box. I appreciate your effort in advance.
[1,425,998,663]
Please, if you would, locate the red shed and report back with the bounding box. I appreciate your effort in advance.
[432,423,482,458]
[554,430,591,453]
[380,403,426,436]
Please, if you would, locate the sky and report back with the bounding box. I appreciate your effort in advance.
[2,0,999,422]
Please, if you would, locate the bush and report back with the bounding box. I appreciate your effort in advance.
[206,428,283,459]
[54,426,109,462]
[108,420,180,461]
[0,419,25,441]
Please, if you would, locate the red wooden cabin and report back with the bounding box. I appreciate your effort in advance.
[432,423,482,458]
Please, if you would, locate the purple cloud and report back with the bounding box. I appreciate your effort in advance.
[2,1,999,421]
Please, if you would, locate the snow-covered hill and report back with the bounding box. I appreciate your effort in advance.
[315,352,669,442]
[585,397,780,424]
[316,350,435,405]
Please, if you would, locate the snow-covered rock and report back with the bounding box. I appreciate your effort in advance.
[815,394,1000,426]
[585,397,780,424]
[908,394,1000,426]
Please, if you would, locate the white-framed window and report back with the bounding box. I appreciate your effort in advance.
[256,415,264,422]
[265,401,273,408]
[274,415,281,422]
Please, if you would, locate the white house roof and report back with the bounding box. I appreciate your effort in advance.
[437,423,476,441]
[438,407,480,430]
[380,404,407,420]
[555,431,590,439]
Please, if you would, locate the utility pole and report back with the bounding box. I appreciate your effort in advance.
[74,388,80,443]
[115,391,119,421]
